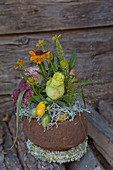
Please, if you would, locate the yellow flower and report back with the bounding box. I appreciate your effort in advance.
[54,113,68,122]
[42,54,53,61]
[52,72,65,86]
[29,50,50,64]
[27,77,37,85]
[60,58,68,69]
[46,72,65,100]
[14,59,23,69]
[52,34,61,41]
[36,40,44,47]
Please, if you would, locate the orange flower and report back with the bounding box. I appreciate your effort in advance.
[42,54,53,61]
[29,50,50,64]
[14,59,23,69]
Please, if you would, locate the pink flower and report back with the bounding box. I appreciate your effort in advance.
[70,69,78,87]
[19,78,31,91]
[11,88,20,105]
[21,89,33,108]
[12,65,43,107]
[12,78,33,107]
[26,65,43,83]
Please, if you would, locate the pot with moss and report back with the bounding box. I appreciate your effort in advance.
[19,95,88,151]
[23,110,87,151]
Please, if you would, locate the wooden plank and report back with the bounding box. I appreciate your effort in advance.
[69,148,104,170]
[85,106,113,167]
[0,95,16,115]
[99,100,113,127]
[83,82,113,105]
[0,0,113,34]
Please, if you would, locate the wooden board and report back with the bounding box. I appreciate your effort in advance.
[85,106,113,167]
[0,0,113,34]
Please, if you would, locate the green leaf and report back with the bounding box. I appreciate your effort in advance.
[69,49,76,72]
[51,54,54,64]
[31,95,42,102]
[39,93,45,101]
[41,62,47,76]
[38,63,42,70]
[14,90,26,146]
[34,70,43,76]
[29,96,37,103]
[73,79,94,84]
[47,66,51,78]
[38,63,46,78]
[21,73,29,81]
[70,60,84,70]
[69,73,79,78]
[56,100,66,107]
[46,97,53,102]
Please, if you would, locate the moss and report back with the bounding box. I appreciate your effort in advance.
[26,138,88,164]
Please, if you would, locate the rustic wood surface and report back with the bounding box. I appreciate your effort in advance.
[0,0,113,34]
[99,100,113,127]
[0,1,113,167]
[85,105,113,167]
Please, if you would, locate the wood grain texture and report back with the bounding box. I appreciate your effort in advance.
[85,106,113,167]
[0,0,113,34]
[0,27,113,114]
[99,100,113,127]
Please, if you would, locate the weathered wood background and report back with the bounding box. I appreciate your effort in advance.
[0,0,113,115]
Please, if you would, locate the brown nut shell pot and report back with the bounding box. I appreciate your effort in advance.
[23,113,88,151]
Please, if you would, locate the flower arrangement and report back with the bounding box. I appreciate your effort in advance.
[12,35,90,163]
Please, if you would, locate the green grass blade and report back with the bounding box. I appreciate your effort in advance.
[34,70,43,76]
[73,79,94,84]
[41,62,47,76]
[31,95,42,102]
[69,49,76,72]
[21,73,29,81]
[13,90,26,146]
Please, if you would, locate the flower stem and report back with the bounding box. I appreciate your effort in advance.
[32,85,38,96]
[21,65,32,77]
[41,45,45,52]
[40,63,46,78]
[35,83,39,89]
[50,61,55,73]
